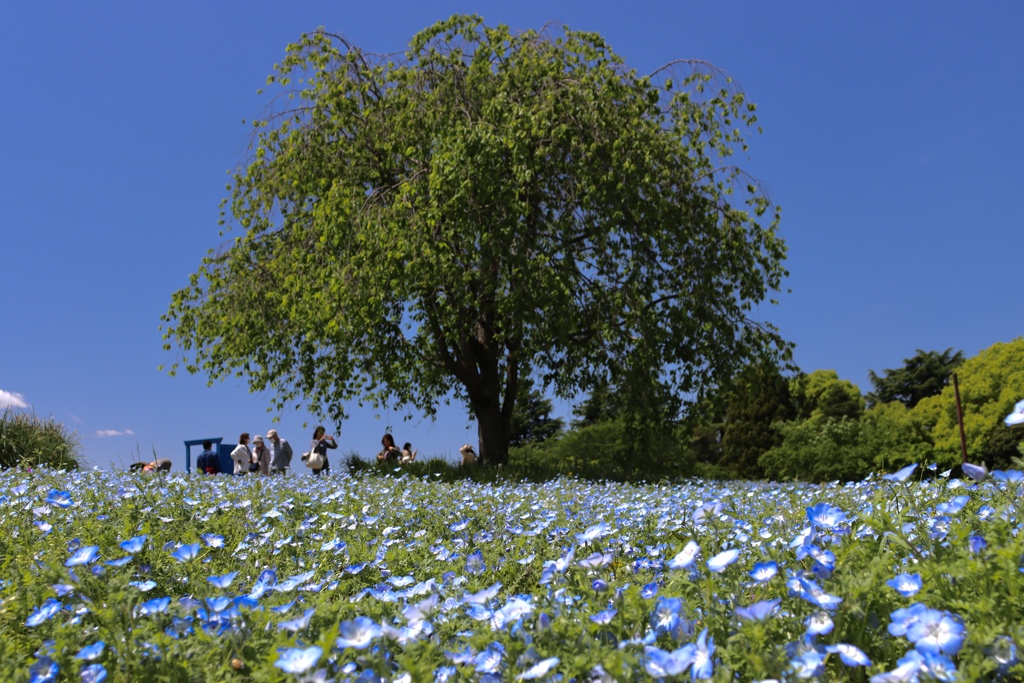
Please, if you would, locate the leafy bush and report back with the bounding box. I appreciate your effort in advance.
[0,409,80,471]
[759,417,873,482]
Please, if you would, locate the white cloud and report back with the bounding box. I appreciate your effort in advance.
[0,390,28,409]
[95,429,135,438]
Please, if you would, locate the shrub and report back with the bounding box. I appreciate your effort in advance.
[0,409,81,470]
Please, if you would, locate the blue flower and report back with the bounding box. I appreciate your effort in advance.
[640,582,659,599]
[170,543,200,563]
[466,549,486,575]
[119,535,147,554]
[136,597,171,616]
[886,573,922,597]
[277,607,315,632]
[590,608,617,624]
[667,541,700,570]
[200,533,225,548]
[789,650,826,679]
[336,616,382,649]
[805,611,834,636]
[474,642,505,674]
[74,641,105,661]
[274,646,322,674]
[81,663,107,683]
[129,580,157,592]
[579,551,615,570]
[26,599,62,627]
[906,609,965,656]
[517,656,559,680]
[962,462,988,482]
[691,628,715,679]
[707,548,740,573]
[105,556,133,568]
[66,545,100,567]
[576,522,611,543]
[28,656,58,683]
[749,561,778,583]
[643,644,695,677]
[45,490,73,508]
[806,503,848,530]
[882,463,918,482]
[735,599,779,622]
[825,643,871,667]
[207,571,238,589]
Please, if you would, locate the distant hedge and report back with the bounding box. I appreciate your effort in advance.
[0,409,80,471]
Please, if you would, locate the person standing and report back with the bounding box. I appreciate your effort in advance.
[251,435,271,475]
[267,429,293,475]
[305,425,337,477]
[196,440,220,475]
[376,433,401,463]
[230,433,251,475]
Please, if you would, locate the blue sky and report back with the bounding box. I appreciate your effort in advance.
[2,2,1021,472]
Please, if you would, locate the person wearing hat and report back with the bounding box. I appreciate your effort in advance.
[267,429,293,475]
[251,435,271,475]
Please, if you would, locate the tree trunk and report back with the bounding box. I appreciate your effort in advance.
[473,393,510,467]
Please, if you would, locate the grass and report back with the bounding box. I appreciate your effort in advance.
[0,408,80,471]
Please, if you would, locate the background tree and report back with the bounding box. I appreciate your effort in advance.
[791,370,865,422]
[718,361,795,479]
[508,378,564,448]
[161,15,788,466]
[867,348,964,408]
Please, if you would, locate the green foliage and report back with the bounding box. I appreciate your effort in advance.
[912,337,1024,469]
[161,15,789,467]
[509,418,694,482]
[867,347,964,409]
[508,378,563,448]
[718,361,795,479]
[0,409,80,471]
[791,369,865,422]
[758,417,873,482]
[571,377,622,428]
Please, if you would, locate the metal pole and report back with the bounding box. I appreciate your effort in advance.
[953,372,968,465]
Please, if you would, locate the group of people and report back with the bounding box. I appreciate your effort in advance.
[376,433,417,464]
[192,427,476,476]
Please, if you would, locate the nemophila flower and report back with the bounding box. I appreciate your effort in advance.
[465,550,486,575]
[474,642,505,674]
[788,575,842,611]
[826,643,871,667]
[641,582,659,599]
[962,462,988,482]
[590,608,617,624]
[52,584,75,597]
[130,580,157,592]
[336,616,382,649]
[883,464,918,483]
[749,561,778,583]
[936,495,969,515]
[667,542,702,570]
[274,646,322,674]
[207,571,238,589]
[579,551,614,570]
[276,570,315,592]
[1005,399,1024,426]
[927,516,950,541]
[278,607,315,632]
[136,597,171,616]
[206,596,232,613]
[576,521,611,543]
[26,599,62,627]
[789,650,826,679]
[644,644,696,677]
[806,503,848,530]
[74,641,105,661]
[66,545,99,567]
[170,543,200,563]
[591,578,609,592]
[707,548,740,573]
[693,501,725,526]
[28,656,58,683]
[650,596,690,638]
[81,663,107,683]
[517,656,559,680]
[389,575,416,587]
[344,562,368,575]
[987,635,1018,671]
[735,598,780,622]
[691,628,715,679]
[45,490,73,508]
[887,573,922,597]
[120,535,147,554]
[805,611,834,636]
[200,533,224,548]
[105,556,133,568]
[464,582,502,604]
[906,608,965,655]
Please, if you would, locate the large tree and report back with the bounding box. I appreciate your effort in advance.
[161,15,788,466]
[867,348,964,409]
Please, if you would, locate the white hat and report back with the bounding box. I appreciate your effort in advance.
[252,435,264,444]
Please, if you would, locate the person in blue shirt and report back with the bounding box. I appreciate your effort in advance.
[196,440,220,475]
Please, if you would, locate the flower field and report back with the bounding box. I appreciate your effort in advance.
[2,465,1023,682]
